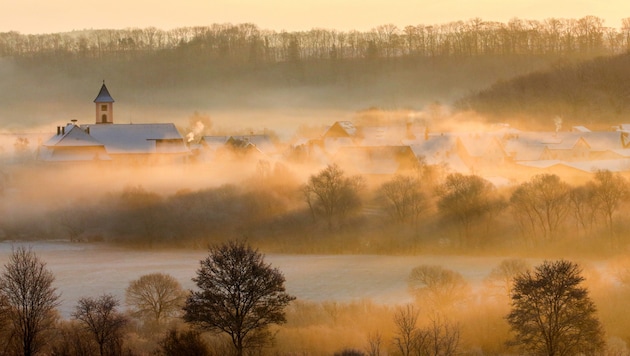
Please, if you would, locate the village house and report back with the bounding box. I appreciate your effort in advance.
[196,134,278,162]
[38,83,189,164]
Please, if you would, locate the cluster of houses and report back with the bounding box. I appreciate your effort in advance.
[7,83,630,185]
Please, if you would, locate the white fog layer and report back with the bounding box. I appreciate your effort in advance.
[0,241,508,318]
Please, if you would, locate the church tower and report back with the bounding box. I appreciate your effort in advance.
[94,81,114,124]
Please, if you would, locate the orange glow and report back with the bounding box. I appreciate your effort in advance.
[2,0,629,34]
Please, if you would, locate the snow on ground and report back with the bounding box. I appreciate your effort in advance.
[0,241,506,318]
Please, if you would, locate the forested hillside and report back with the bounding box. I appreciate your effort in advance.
[1,16,627,131]
[456,52,630,130]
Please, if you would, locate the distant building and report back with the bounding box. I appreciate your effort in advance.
[38,82,189,164]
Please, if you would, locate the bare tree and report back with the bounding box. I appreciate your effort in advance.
[436,173,505,244]
[510,174,571,241]
[125,273,187,326]
[377,175,427,225]
[393,305,459,356]
[483,258,530,299]
[568,184,600,236]
[302,164,365,229]
[183,241,295,356]
[72,294,129,356]
[393,304,420,356]
[416,314,460,356]
[408,265,470,309]
[591,169,628,239]
[365,330,382,356]
[0,247,60,356]
[507,260,604,355]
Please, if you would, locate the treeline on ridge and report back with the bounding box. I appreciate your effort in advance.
[2,16,629,62]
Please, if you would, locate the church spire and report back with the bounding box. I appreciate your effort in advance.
[94,81,114,124]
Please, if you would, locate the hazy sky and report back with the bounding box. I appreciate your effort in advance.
[1,0,629,34]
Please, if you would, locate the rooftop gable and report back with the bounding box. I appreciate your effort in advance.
[44,124,104,147]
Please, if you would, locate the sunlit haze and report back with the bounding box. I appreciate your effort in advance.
[2,0,629,34]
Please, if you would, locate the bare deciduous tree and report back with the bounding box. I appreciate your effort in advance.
[365,330,382,356]
[377,175,427,225]
[416,314,460,356]
[125,273,187,326]
[302,164,365,229]
[393,305,460,356]
[0,247,60,356]
[483,258,530,299]
[393,304,420,356]
[591,169,628,239]
[568,184,600,236]
[408,265,470,309]
[183,241,295,356]
[436,173,505,244]
[507,260,604,356]
[73,294,129,356]
[510,174,571,241]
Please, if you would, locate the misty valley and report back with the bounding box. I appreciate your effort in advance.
[2,16,630,355]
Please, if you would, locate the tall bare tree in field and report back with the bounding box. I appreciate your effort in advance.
[0,247,60,356]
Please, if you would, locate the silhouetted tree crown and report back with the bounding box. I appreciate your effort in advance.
[184,241,295,356]
[507,260,604,356]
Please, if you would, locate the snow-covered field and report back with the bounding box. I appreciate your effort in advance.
[0,241,506,318]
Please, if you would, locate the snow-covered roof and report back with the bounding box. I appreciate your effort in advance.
[572,126,591,132]
[93,83,114,103]
[357,125,407,146]
[82,123,188,154]
[580,132,622,151]
[43,124,103,147]
[457,135,506,157]
[406,135,457,158]
[324,121,357,138]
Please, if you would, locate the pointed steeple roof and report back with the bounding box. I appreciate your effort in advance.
[94,81,115,103]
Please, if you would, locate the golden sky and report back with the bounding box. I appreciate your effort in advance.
[2,0,628,34]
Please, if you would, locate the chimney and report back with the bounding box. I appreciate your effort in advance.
[62,126,65,135]
[57,126,61,135]
[86,126,90,135]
